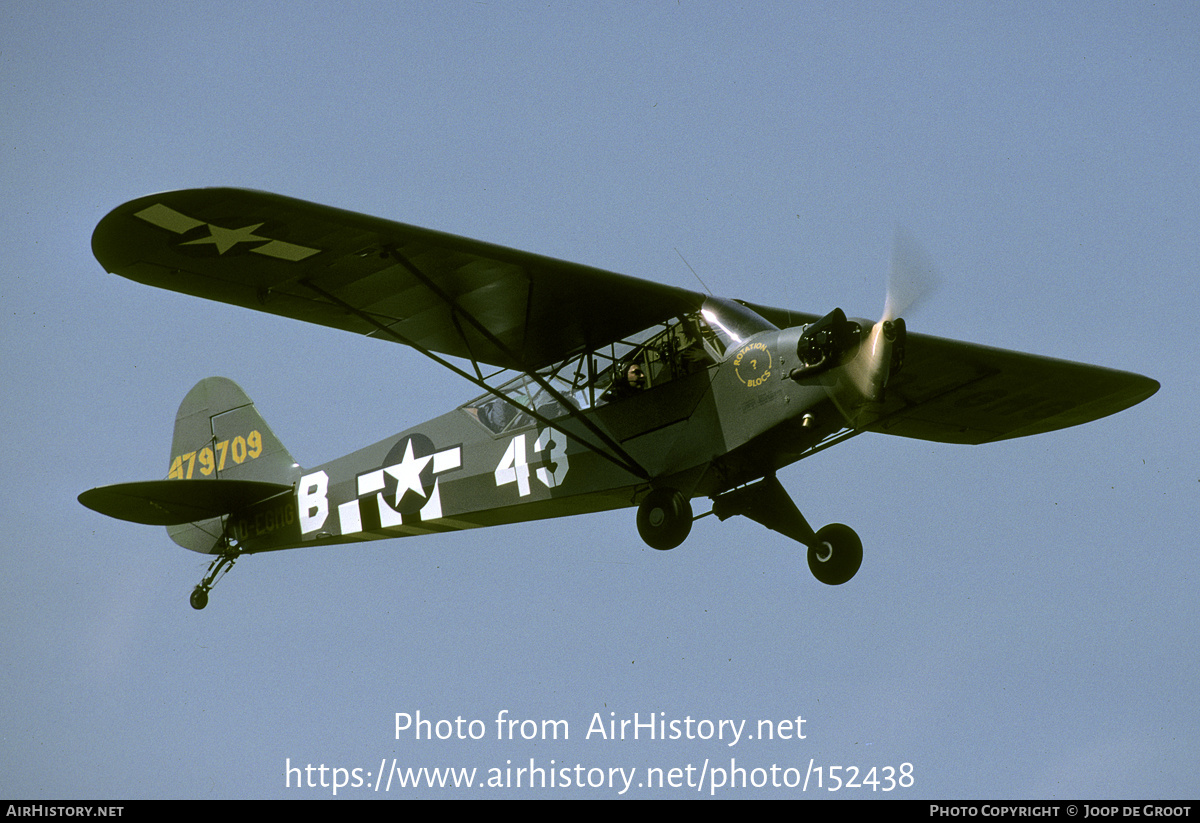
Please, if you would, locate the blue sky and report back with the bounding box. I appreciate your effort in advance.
[3,1,1196,799]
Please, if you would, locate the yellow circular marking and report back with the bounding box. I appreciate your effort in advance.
[733,341,773,388]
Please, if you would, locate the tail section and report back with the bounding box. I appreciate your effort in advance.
[79,377,303,554]
[166,377,301,552]
[169,376,298,485]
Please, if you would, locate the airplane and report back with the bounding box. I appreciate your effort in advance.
[78,188,1159,609]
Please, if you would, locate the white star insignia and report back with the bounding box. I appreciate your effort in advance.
[384,440,433,507]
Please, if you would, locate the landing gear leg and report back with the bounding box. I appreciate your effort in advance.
[190,547,240,610]
[711,475,862,585]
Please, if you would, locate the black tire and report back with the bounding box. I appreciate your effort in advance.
[189,587,209,610]
[636,488,693,551]
[807,523,863,585]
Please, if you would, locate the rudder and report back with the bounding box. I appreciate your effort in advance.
[170,377,298,483]
[167,377,301,552]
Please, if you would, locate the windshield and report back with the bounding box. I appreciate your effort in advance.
[700,297,777,354]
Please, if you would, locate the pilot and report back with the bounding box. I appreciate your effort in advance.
[603,362,647,402]
[475,394,531,432]
[625,362,647,391]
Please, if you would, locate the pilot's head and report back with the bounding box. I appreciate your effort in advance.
[626,363,646,390]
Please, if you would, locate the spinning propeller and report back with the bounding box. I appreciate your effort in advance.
[844,230,940,401]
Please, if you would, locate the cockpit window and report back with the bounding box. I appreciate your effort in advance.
[463,370,582,434]
[596,316,712,404]
[462,308,742,433]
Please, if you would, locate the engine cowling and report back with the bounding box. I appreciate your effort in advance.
[791,308,861,377]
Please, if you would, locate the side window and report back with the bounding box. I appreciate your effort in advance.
[473,394,533,433]
[464,374,581,434]
[599,314,715,404]
[462,311,726,422]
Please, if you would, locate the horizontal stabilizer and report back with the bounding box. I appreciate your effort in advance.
[78,479,293,526]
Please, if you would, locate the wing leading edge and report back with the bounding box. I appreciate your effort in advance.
[92,188,704,372]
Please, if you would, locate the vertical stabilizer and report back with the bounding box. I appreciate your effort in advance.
[167,377,301,552]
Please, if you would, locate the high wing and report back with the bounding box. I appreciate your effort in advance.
[92,188,705,373]
[749,303,1159,445]
[94,189,1156,447]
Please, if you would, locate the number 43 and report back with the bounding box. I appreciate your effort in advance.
[494,429,568,497]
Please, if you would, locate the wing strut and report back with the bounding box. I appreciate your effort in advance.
[298,278,651,481]
[382,246,652,478]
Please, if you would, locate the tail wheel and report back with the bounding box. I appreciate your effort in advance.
[807,523,863,585]
[637,488,693,551]
[188,547,238,610]
[189,586,209,610]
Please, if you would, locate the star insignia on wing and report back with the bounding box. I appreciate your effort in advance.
[182,222,269,255]
[133,204,321,261]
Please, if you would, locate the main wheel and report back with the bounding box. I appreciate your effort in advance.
[806,523,863,585]
[189,587,209,610]
[636,488,693,551]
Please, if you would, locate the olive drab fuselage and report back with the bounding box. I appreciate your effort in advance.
[219,303,847,556]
